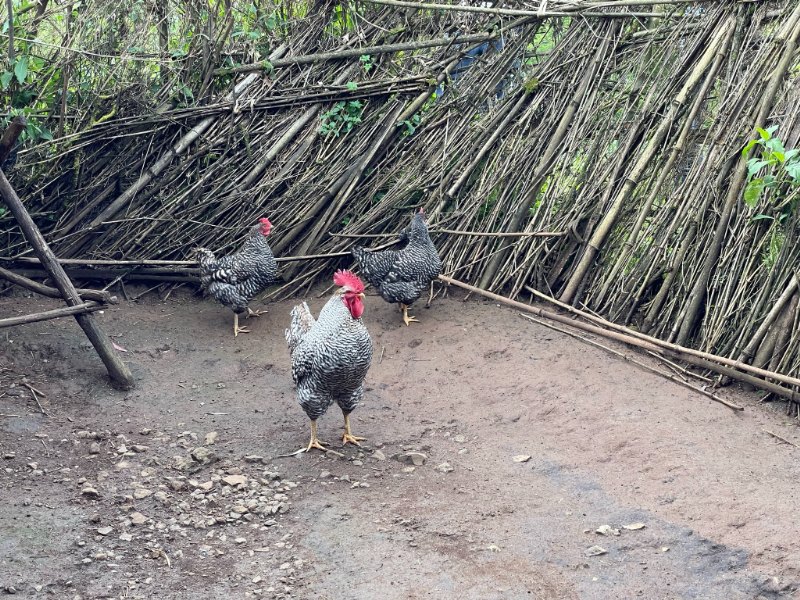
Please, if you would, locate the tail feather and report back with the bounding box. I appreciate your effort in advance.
[194,248,217,289]
[285,301,315,355]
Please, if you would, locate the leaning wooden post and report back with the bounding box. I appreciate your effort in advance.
[0,168,135,389]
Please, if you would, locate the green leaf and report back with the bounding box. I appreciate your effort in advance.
[765,137,785,155]
[38,126,53,141]
[742,139,759,157]
[766,124,779,137]
[748,159,768,177]
[763,175,776,187]
[784,149,799,161]
[14,57,27,84]
[346,82,357,91]
[785,161,800,181]
[744,179,763,208]
[756,127,771,141]
[751,214,774,222]
[1,71,13,90]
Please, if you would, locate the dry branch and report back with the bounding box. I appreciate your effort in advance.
[0,301,106,329]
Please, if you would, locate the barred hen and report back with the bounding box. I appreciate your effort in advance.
[352,208,441,325]
[195,218,277,337]
[285,270,373,452]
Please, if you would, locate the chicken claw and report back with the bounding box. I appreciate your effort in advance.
[246,307,268,318]
[342,414,366,447]
[304,420,330,453]
[399,303,419,326]
[234,313,250,337]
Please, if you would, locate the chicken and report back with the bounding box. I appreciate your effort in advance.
[285,270,373,452]
[351,208,441,326]
[195,218,277,337]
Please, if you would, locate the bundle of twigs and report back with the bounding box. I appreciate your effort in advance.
[5,0,800,413]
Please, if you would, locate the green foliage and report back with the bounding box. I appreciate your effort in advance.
[319,100,363,137]
[346,82,358,91]
[397,114,420,136]
[360,55,373,72]
[742,127,800,218]
[1,108,53,143]
[523,77,539,94]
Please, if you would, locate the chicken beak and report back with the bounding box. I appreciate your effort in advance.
[357,293,365,299]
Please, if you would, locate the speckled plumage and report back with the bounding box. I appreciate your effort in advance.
[196,224,277,314]
[351,210,441,307]
[285,293,373,421]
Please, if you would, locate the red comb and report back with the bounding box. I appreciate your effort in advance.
[419,207,424,213]
[333,269,364,294]
[258,217,271,224]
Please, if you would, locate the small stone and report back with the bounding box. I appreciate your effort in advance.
[153,491,169,504]
[235,537,247,545]
[133,489,153,500]
[596,525,620,536]
[244,455,264,463]
[94,553,107,560]
[119,532,133,541]
[395,452,427,466]
[3,452,15,460]
[97,527,113,536]
[319,471,331,479]
[89,514,101,523]
[130,512,148,525]
[4,586,16,594]
[453,435,466,443]
[434,462,454,473]
[512,455,531,463]
[402,467,415,473]
[117,445,128,454]
[585,545,607,556]
[140,428,152,435]
[252,576,262,584]
[372,450,386,461]
[198,481,213,491]
[131,445,149,453]
[89,443,101,455]
[622,522,646,530]
[81,487,99,498]
[661,547,670,552]
[191,446,218,466]
[231,506,249,514]
[352,460,363,467]
[222,475,247,487]
[204,432,218,446]
[263,519,277,527]
[458,449,469,455]
[169,479,185,491]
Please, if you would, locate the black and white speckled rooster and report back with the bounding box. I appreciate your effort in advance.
[351,208,441,326]
[195,218,277,337]
[285,270,373,452]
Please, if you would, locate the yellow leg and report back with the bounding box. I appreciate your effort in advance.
[400,303,419,326]
[234,312,250,337]
[246,307,268,318]
[304,420,330,452]
[342,413,366,446]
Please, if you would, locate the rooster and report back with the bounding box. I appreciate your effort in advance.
[285,270,373,452]
[195,218,277,337]
[351,208,441,326]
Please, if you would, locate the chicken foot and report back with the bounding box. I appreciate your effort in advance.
[246,307,268,318]
[341,413,366,446]
[304,420,330,452]
[398,303,419,326]
[233,313,250,336]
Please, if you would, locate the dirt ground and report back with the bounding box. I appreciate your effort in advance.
[1,284,800,599]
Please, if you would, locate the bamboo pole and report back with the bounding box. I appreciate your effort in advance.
[595,24,731,309]
[357,0,679,18]
[676,11,800,345]
[560,17,734,303]
[478,26,613,290]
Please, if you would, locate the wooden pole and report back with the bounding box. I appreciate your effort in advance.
[0,116,26,166]
[0,301,106,329]
[438,275,800,403]
[0,168,135,389]
[0,265,117,303]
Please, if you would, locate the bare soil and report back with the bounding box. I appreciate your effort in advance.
[1,286,800,599]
